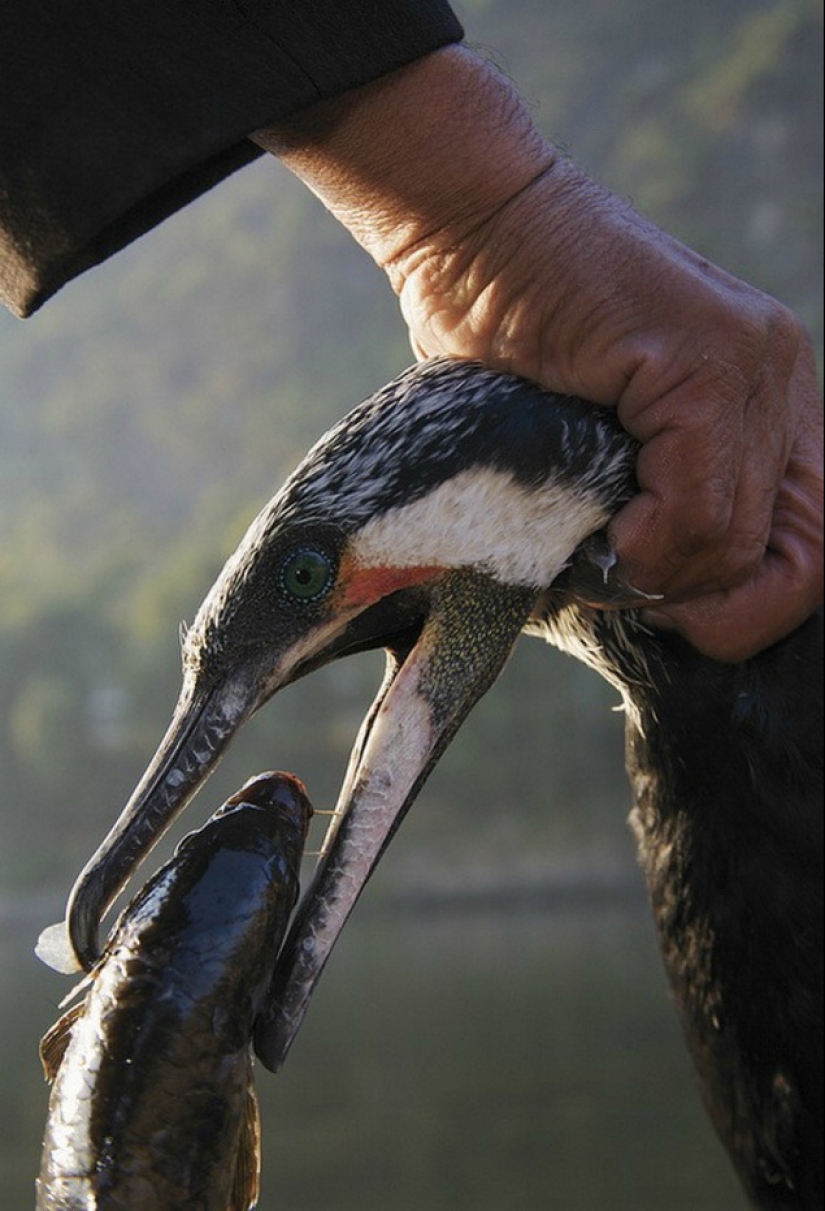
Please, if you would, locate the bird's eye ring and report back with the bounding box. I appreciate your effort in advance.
[281,548,334,602]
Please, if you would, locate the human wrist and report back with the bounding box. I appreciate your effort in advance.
[252,45,557,272]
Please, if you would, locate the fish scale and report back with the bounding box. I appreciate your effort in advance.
[36,772,312,1211]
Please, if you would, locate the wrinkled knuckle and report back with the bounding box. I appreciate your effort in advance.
[675,479,733,557]
[763,298,805,364]
[711,296,801,394]
[765,296,803,341]
[716,540,763,590]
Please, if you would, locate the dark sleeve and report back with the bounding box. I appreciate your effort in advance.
[0,0,463,317]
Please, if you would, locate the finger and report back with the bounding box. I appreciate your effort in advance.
[643,560,819,663]
[613,357,792,601]
[609,415,745,599]
[641,467,823,661]
[408,330,428,360]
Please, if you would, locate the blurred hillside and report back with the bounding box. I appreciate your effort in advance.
[0,0,822,895]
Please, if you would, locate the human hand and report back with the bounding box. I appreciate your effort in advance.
[256,47,822,662]
[390,158,823,661]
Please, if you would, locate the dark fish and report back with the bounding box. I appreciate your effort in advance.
[36,771,312,1211]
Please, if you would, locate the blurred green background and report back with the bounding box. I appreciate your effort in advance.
[1,0,821,1207]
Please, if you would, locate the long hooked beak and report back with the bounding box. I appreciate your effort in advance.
[38,670,266,974]
[254,569,536,1071]
[39,570,533,981]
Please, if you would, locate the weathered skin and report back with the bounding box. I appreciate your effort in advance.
[36,772,311,1211]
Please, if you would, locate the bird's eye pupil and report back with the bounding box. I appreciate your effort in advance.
[282,549,333,601]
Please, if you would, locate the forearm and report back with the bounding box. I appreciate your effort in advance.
[252,46,556,276]
[251,44,738,401]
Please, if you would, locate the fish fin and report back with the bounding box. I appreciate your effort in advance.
[228,1066,261,1211]
[39,1002,84,1082]
[57,970,93,1010]
[35,919,84,974]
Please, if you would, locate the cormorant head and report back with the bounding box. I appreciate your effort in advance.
[56,358,639,1061]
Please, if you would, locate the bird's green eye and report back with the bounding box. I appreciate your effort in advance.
[281,548,334,601]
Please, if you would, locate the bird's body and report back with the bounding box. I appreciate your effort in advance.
[543,602,823,1208]
[55,358,823,1208]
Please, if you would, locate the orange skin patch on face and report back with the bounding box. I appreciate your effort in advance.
[335,556,444,609]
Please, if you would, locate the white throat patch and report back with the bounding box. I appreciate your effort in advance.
[350,466,609,587]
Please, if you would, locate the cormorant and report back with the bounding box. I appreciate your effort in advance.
[55,359,823,1208]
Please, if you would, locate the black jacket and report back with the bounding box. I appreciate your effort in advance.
[0,0,462,316]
